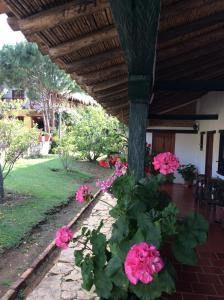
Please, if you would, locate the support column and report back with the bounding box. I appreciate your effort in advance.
[109,0,161,180]
[128,75,151,180]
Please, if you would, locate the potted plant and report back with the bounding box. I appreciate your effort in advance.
[178,164,197,187]
[55,153,208,300]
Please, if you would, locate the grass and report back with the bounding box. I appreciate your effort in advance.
[0,156,93,250]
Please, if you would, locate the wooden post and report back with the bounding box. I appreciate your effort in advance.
[109,0,161,180]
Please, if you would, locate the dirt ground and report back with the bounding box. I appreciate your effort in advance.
[0,161,112,297]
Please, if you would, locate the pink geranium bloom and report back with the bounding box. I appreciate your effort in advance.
[75,185,91,203]
[96,176,116,192]
[124,242,164,285]
[115,161,128,177]
[55,226,73,249]
[153,152,179,175]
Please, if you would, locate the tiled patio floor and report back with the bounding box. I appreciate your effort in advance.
[25,185,224,300]
[161,184,224,300]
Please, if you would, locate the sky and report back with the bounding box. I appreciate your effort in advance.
[0,14,25,49]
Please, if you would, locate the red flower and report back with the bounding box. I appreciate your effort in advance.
[146,143,151,148]
[99,160,110,168]
[109,155,119,165]
[144,165,150,174]
[123,161,128,168]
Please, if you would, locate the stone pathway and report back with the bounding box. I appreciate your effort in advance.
[26,193,115,300]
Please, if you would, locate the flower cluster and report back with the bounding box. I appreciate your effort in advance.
[109,154,120,165]
[55,226,73,249]
[115,160,128,177]
[153,152,179,175]
[99,160,110,168]
[96,176,116,192]
[75,185,92,203]
[124,242,164,285]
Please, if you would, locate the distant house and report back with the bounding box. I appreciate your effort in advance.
[1,89,97,132]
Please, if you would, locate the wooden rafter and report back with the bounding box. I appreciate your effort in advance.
[93,77,127,92]
[149,114,219,120]
[79,63,127,82]
[49,25,117,58]
[66,48,123,72]
[7,0,110,34]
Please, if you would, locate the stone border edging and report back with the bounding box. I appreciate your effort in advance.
[1,189,102,300]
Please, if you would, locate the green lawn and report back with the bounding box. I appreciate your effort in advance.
[0,156,93,250]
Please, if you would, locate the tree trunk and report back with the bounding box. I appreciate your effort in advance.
[0,163,4,203]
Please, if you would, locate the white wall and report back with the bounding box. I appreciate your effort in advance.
[174,134,198,183]
[146,132,198,183]
[196,92,224,179]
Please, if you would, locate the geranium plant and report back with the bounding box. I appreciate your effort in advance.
[55,152,208,300]
[178,164,197,185]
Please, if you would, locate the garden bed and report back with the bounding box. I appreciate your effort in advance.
[0,157,112,297]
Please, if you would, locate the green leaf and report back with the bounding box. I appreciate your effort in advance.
[137,213,161,248]
[172,241,198,265]
[81,256,94,291]
[111,267,129,290]
[91,231,107,255]
[105,256,122,277]
[74,250,83,267]
[111,216,129,243]
[94,270,113,298]
[109,285,127,300]
[130,267,175,300]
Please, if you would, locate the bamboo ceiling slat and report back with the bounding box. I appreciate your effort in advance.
[4,0,224,122]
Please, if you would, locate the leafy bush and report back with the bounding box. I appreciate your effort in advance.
[0,118,39,201]
[178,164,197,182]
[56,152,208,300]
[54,132,76,171]
[69,106,127,161]
[72,174,208,299]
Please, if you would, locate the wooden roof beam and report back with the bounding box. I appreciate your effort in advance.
[159,10,224,43]
[149,114,219,120]
[95,84,127,97]
[0,0,9,14]
[7,0,110,34]
[93,77,127,92]
[157,41,224,72]
[155,80,224,92]
[78,63,128,82]
[66,48,123,73]
[158,27,224,61]
[49,25,117,58]
[98,92,128,103]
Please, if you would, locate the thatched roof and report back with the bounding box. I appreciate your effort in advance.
[1,0,223,124]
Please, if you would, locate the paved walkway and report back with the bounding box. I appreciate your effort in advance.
[26,193,115,300]
[26,185,224,300]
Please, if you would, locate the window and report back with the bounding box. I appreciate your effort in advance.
[218,131,224,176]
[200,132,205,151]
[12,89,25,100]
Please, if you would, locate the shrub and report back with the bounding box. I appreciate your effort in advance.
[56,153,208,300]
[70,106,127,161]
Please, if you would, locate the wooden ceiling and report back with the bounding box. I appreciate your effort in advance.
[1,0,224,124]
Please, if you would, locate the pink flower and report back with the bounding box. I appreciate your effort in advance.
[115,161,128,177]
[75,185,92,203]
[124,242,164,285]
[146,143,151,148]
[96,176,116,192]
[55,226,73,249]
[153,152,179,175]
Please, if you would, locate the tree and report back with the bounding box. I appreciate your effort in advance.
[0,42,82,134]
[68,106,127,161]
[0,101,39,202]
